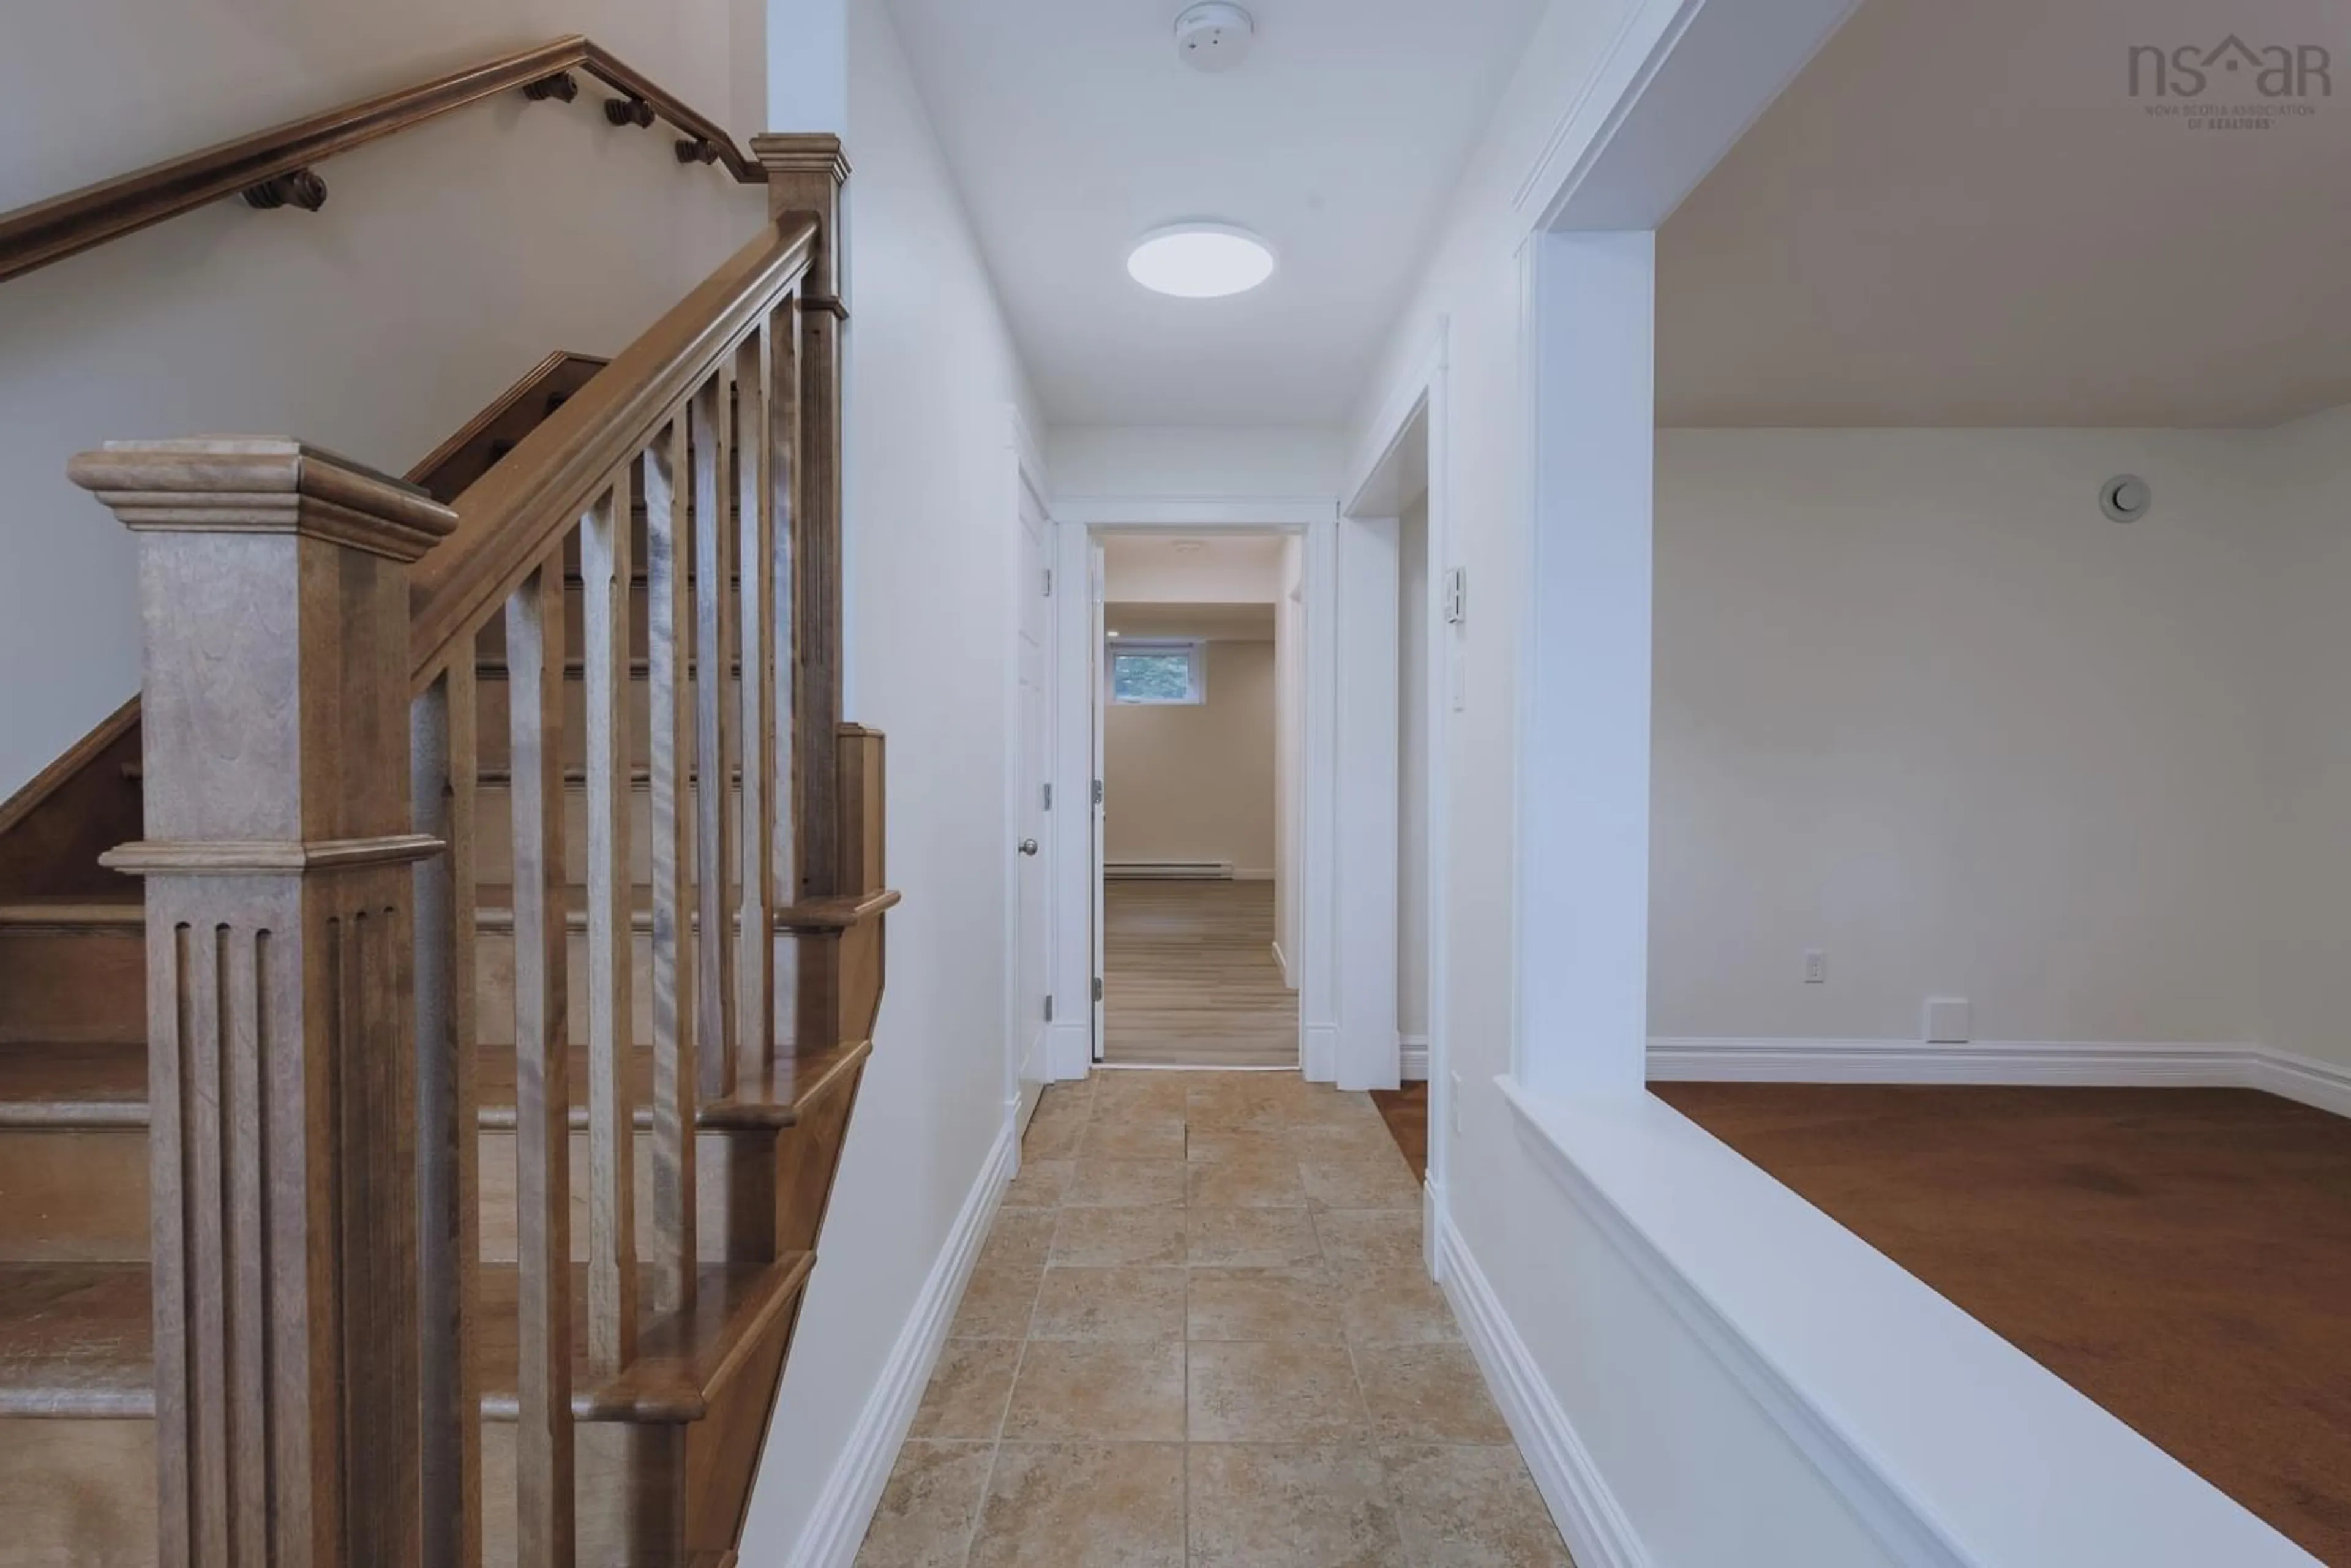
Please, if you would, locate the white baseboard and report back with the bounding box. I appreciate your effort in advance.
[1647,1036,2351,1119]
[1433,1207,1648,1568]
[1400,1034,1430,1080]
[1271,939,1292,988]
[1647,1037,2246,1087]
[2251,1046,2351,1117]
[1234,867,1275,882]
[787,1115,1019,1568]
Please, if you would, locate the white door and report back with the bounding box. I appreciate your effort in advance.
[1013,483,1054,1130]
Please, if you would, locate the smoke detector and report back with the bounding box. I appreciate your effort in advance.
[1175,2,1254,71]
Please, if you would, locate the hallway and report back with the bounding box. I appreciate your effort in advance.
[854,1071,1570,1566]
[1103,881,1299,1068]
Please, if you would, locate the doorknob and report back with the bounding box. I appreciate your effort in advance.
[1018,838,1040,856]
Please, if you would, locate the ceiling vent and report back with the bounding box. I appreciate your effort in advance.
[1174,2,1254,72]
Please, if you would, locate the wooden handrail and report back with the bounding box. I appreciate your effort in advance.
[407,213,819,687]
[0,36,763,285]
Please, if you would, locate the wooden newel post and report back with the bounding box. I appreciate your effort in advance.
[752,132,850,901]
[69,440,458,1568]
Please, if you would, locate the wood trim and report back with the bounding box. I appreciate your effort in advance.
[407,351,610,505]
[98,834,445,874]
[0,37,763,285]
[0,697,137,844]
[407,217,819,685]
[0,697,142,900]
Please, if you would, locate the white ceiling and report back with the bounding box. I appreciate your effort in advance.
[1658,0,2351,427]
[884,0,1548,426]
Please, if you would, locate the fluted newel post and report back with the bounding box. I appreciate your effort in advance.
[70,440,458,1568]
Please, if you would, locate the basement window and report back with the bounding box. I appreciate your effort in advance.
[1109,640,1205,705]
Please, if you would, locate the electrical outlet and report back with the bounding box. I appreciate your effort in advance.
[1449,1071,1464,1136]
[1803,949,1828,985]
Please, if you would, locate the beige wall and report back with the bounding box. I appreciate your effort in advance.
[1107,639,1278,876]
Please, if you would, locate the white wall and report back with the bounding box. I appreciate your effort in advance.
[2258,403,2351,1075]
[0,0,765,797]
[1105,639,1277,876]
[1398,493,1431,1044]
[1275,536,1306,983]
[1048,424,1346,498]
[1344,0,1943,1558]
[739,0,1041,1555]
[1651,429,2271,1048]
[1349,0,1652,1163]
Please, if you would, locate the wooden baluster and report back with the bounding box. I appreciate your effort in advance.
[692,371,738,1100]
[506,555,575,1564]
[413,659,483,1567]
[645,418,697,1310]
[765,302,802,929]
[580,477,638,1374]
[69,439,454,1567]
[735,329,776,1081]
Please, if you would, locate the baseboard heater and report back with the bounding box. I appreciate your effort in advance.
[1106,860,1235,880]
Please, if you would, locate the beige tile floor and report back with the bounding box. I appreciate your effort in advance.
[855,1070,1575,1567]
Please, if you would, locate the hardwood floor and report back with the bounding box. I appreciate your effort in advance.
[1102,879,1298,1068]
[1368,1081,1427,1180]
[1659,1082,2351,1564]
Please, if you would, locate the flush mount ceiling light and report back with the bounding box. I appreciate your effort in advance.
[1127,223,1275,298]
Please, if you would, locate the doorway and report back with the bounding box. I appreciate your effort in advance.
[1096,536,1297,1067]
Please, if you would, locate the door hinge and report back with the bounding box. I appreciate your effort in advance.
[1093,977,1104,1003]
[1043,568,1054,598]
[1043,782,1053,811]
[1092,779,1104,806]
[1044,994,1054,1023]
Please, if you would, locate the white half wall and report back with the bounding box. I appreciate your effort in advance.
[0,0,766,798]
[1105,639,1278,876]
[739,0,1041,1556]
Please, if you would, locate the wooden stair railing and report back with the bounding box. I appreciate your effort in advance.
[0,36,765,286]
[40,134,873,1566]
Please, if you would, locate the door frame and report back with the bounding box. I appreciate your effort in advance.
[1341,318,1452,1237]
[1002,407,1056,1129]
[1046,496,1404,1090]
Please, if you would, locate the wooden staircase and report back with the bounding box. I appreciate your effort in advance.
[0,122,876,1566]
